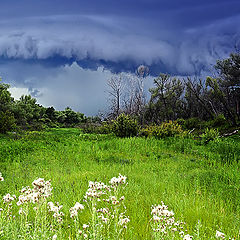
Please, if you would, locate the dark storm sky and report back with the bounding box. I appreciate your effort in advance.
[0,0,239,115]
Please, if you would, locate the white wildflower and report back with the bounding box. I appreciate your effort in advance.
[18,207,26,215]
[84,181,109,200]
[17,178,52,205]
[179,231,185,235]
[83,224,89,229]
[119,217,130,225]
[52,234,57,240]
[120,196,125,201]
[69,202,84,218]
[48,202,64,222]
[97,208,109,214]
[32,178,52,198]
[99,215,109,223]
[216,230,225,239]
[183,234,193,240]
[3,193,16,203]
[0,172,4,181]
[152,215,160,222]
[109,174,127,187]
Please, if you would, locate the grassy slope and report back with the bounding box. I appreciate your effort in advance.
[0,128,240,239]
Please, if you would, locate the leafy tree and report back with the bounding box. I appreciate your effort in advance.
[214,52,240,123]
[45,107,57,122]
[206,76,236,125]
[0,80,14,112]
[63,107,82,125]
[13,95,45,128]
[0,79,16,133]
[0,110,16,133]
[146,74,184,123]
[55,107,86,126]
[215,53,240,88]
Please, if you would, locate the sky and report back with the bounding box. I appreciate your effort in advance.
[0,0,240,115]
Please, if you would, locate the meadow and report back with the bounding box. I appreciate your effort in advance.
[0,128,240,239]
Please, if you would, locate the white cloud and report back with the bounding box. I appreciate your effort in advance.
[3,62,119,115]
[9,87,30,100]
[3,61,154,116]
[35,63,111,115]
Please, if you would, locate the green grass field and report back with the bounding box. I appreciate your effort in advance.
[0,128,240,239]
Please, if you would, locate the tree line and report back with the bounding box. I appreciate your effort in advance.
[107,52,240,127]
[0,83,89,133]
[0,51,239,134]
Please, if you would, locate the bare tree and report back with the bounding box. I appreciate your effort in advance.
[107,73,124,119]
[135,65,149,115]
[106,65,148,119]
[122,65,149,116]
[122,73,136,115]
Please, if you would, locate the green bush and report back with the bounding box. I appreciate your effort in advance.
[81,122,112,134]
[201,128,219,144]
[207,114,229,128]
[175,118,185,126]
[0,110,16,134]
[112,114,139,137]
[183,118,202,130]
[140,120,184,139]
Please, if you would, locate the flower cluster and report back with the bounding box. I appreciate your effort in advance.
[75,174,130,239]
[3,193,16,204]
[109,174,127,187]
[119,213,130,228]
[17,178,52,205]
[150,201,190,239]
[183,234,193,240]
[84,181,110,201]
[69,202,84,218]
[48,202,64,223]
[32,178,53,198]
[96,207,110,223]
[0,171,237,239]
[215,230,235,239]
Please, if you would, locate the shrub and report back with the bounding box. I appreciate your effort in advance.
[201,128,219,144]
[183,117,202,130]
[81,122,113,134]
[175,118,185,126]
[207,114,229,128]
[140,121,184,139]
[112,114,139,137]
[0,110,16,134]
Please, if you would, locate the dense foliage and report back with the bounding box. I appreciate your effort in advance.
[0,79,87,132]
[140,121,184,138]
[145,52,240,125]
[0,110,16,134]
[107,52,240,129]
[112,113,139,137]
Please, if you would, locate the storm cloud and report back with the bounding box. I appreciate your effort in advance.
[0,13,239,74]
[0,0,240,114]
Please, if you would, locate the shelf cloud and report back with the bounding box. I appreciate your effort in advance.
[0,0,240,114]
